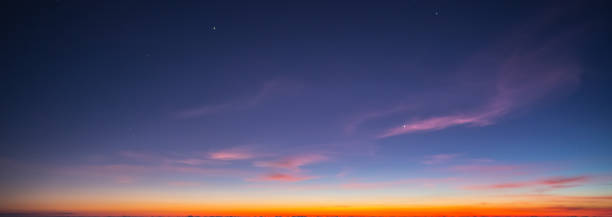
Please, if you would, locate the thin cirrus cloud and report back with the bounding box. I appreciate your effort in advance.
[208,147,255,160]
[173,158,215,166]
[421,153,460,165]
[344,104,414,134]
[119,150,216,166]
[373,18,582,138]
[249,172,317,182]
[254,154,327,171]
[465,175,591,190]
[175,79,301,119]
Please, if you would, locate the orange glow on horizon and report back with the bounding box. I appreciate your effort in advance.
[7,204,612,216]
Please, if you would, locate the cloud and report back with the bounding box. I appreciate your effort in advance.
[344,104,414,134]
[505,193,612,202]
[249,173,317,182]
[465,175,590,190]
[175,79,301,119]
[175,102,235,118]
[119,150,219,166]
[254,154,326,171]
[421,154,460,165]
[173,158,213,165]
[208,148,254,161]
[375,18,582,138]
[379,113,495,137]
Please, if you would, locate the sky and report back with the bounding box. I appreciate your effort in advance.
[1,0,612,216]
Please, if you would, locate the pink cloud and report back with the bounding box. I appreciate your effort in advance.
[375,20,581,138]
[421,153,460,165]
[465,175,590,190]
[208,147,254,160]
[254,154,326,171]
[540,176,589,185]
[379,113,495,138]
[250,173,317,182]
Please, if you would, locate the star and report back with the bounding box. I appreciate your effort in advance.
[212,26,216,31]
[434,10,439,16]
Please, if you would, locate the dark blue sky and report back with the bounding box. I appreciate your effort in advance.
[1,1,611,215]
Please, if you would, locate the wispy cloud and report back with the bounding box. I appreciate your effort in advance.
[375,18,582,138]
[254,154,326,171]
[119,150,219,166]
[465,175,591,190]
[208,147,255,161]
[249,172,317,182]
[344,104,414,134]
[173,158,214,165]
[379,113,495,137]
[504,193,612,202]
[175,102,235,118]
[421,153,460,165]
[175,79,301,119]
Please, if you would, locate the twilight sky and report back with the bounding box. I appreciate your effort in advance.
[1,0,612,216]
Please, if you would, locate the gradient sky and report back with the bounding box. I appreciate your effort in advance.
[1,0,612,216]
